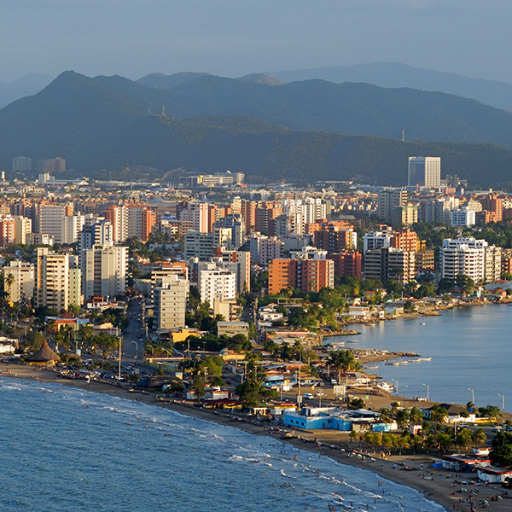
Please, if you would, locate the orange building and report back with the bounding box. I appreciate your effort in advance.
[480,193,503,223]
[390,229,423,252]
[141,207,156,242]
[268,259,297,294]
[269,258,334,294]
[329,251,362,279]
[300,259,335,293]
[0,218,16,247]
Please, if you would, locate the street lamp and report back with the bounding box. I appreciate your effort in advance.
[498,393,505,412]
[132,340,139,359]
[468,387,475,404]
[422,383,430,401]
[117,328,122,380]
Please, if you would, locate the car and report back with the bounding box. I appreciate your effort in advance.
[303,393,314,399]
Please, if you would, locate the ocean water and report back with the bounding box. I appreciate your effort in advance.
[336,304,512,409]
[0,379,442,512]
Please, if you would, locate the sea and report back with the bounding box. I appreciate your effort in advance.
[333,303,512,410]
[0,379,442,512]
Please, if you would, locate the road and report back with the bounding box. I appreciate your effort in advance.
[121,297,145,363]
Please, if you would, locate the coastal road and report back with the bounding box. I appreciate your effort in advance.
[121,298,145,363]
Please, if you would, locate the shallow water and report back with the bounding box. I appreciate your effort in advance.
[329,304,512,409]
[0,379,442,511]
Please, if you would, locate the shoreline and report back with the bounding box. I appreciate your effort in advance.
[4,365,511,512]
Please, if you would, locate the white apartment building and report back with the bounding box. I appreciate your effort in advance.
[363,230,393,252]
[4,261,34,303]
[283,198,327,235]
[450,208,476,227]
[36,247,69,311]
[440,238,487,282]
[81,244,128,301]
[62,214,85,244]
[408,156,441,189]
[248,233,283,264]
[199,267,237,307]
[13,216,32,245]
[153,274,189,331]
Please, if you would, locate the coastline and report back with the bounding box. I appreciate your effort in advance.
[3,365,511,512]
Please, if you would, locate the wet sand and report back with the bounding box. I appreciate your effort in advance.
[2,364,510,512]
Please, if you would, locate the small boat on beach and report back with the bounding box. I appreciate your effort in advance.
[376,381,394,392]
[364,365,379,370]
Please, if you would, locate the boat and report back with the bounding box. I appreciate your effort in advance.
[408,359,422,363]
[399,360,408,365]
[364,365,379,370]
[418,357,432,361]
[420,322,426,325]
[376,381,394,392]
[385,361,400,366]
[347,340,357,344]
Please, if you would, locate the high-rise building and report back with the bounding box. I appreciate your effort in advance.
[81,244,128,301]
[408,157,441,189]
[268,259,297,294]
[329,251,362,279]
[198,267,237,306]
[13,216,32,245]
[39,204,66,241]
[214,249,251,294]
[153,274,189,331]
[268,257,334,294]
[450,208,476,227]
[12,156,32,172]
[440,238,487,281]
[364,247,416,284]
[377,189,407,224]
[393,203,418,227]
[36,248,69,311]
[0,217,16,247]
[103,205,128,243]
[4,261,34,303]
[68,256,83,307]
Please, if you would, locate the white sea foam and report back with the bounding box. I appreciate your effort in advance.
[0,379,444,512]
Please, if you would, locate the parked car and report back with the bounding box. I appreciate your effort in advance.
[303,393,314,399]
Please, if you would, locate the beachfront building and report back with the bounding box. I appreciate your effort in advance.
[283,407,394,432]
[440,238,501,282]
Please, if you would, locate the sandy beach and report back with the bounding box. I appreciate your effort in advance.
[2,363,511,512]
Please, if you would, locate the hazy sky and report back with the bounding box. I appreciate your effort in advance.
[2,0,512,83]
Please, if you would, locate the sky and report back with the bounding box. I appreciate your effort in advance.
[2,0,512,83]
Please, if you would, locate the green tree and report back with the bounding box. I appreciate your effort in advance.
[327,350,362,372]
[473,428,487,444]
[490,432,512,467]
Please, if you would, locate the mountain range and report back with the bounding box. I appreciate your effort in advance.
[2,70,512,186]
[269,62,512,112]
[0,74,53,109]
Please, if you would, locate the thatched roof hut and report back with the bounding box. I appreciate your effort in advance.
[26,340,60,364]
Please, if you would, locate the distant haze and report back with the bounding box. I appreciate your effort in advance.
[2,0,512,84]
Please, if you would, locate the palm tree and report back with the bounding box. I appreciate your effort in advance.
[4,272,14,299]
[327,349,361,372]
